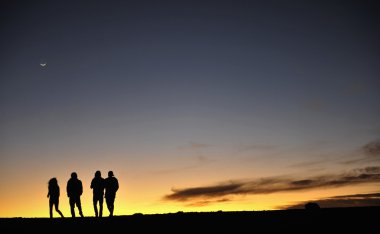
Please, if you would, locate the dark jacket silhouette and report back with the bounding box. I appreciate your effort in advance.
[104,171,119,217]
[90,170,105,217]
[66,172,84,217]
[47,178,64,218]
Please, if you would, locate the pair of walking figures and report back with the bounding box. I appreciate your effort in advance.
[91,170,119,217]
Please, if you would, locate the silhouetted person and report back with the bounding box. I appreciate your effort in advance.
[91,170,105,217]
[67,172,84,217]
[47,178,64,218]
[104,171,119,217]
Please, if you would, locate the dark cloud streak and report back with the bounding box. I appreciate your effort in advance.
[279,193,380,209]
[164,167,380,203]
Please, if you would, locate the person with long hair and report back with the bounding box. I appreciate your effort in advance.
[47,178,64,218]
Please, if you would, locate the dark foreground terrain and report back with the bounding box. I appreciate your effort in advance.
[1,206,379,233]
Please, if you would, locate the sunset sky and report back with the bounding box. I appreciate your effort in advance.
[1,0,379,218]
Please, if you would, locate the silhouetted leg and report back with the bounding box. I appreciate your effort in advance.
[111,197,116,217]
[54,202,64,218]
[49,200,53,218]
[77,198,84,217]
[69,197,75,217]
[57,209,64,218]
[106,197,115,217]
[93,198,98,217]
[106,197,111,216]
[71,206,75,217]
[110,204,114,217]
[99,197,103,218]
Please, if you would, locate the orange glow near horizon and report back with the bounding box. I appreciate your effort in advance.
[2,185,379,218]
[1,134,379,218]
[1,160,379,218]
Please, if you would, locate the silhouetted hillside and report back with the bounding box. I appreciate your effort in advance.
[1,206,378,233]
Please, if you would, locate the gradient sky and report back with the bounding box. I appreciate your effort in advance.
[1,0,379,218]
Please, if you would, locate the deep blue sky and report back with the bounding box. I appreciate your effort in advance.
[1,0,379,216]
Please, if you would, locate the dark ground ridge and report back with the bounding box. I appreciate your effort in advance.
[1,206,379,233]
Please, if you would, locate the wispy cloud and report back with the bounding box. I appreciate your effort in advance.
[152,154,215,175]
[196,155,214,163]
[152,156,215,175]
[178,142,212,150]
[362,140,380,156]
[163,167,380,204]
[341,139,380,165]
[342,157,370,165]
[185,198,231,207]
[152,165,200,175]
[236,143,277,153]
[288,160,326,168]
[278,192,380,209]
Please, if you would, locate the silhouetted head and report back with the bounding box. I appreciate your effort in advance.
[48,178,58,186]
[71,172,78,179]
[95,170,101,178]
[108,171,114,177]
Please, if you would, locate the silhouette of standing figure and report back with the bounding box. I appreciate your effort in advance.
[104,171,119,217]
[66,172,84,217]
[90,170,105,217]
[47,178,64,218]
